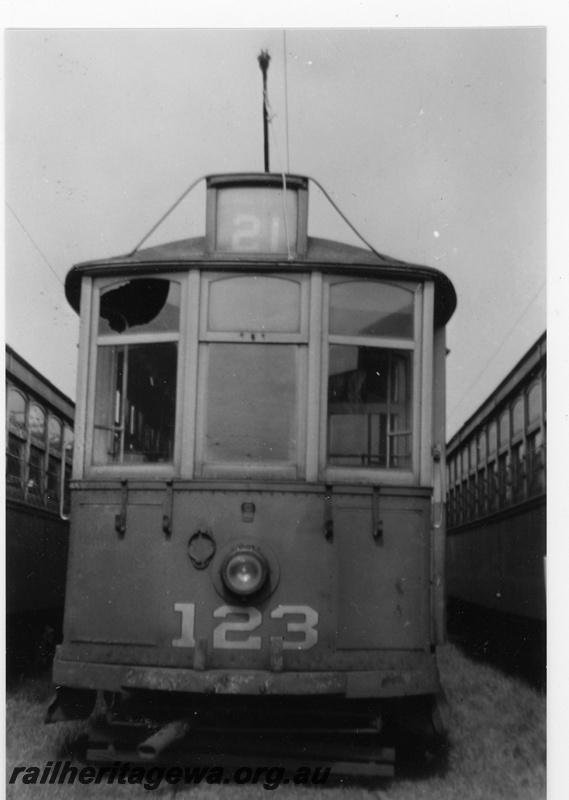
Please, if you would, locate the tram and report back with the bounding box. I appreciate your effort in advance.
[446,334,546,683]
[6,346,74,671]
[47,172,457,774]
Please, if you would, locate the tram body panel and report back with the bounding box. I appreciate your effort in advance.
[61,484,433,671]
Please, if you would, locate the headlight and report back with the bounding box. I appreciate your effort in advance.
[220,548,268,596]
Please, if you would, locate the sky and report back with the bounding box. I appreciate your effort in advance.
[4,26,547,442]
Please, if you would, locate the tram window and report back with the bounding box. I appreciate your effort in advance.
[477,432,487,464]
[63,426,73,514]
[487,461,497,511]
[468,475,476,517]
[512,398,524,439]
[447,487,454,526]
[511,442,525,502]
[7,387,27,435]
[6,436,25,499]
[477,468,486,516]
[6,388,27,499]
[527,383,542,429]
[27,404,46,505]
[527,430,544,495]
[499,410,510,450]
[98,279,180,335]
[487,422,497,457]
[207,275,301,333]
[202,344,298,466]
[461,479,468,521]
[46,417,63,509]
[327,345,412,469]
[329,282,414,339]
[498,452,511,507]
[93,342,177,464]
[469,440,477,472]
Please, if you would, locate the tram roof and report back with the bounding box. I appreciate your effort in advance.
[65,234,457,327]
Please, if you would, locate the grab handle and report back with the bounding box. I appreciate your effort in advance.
[432,443,445,529]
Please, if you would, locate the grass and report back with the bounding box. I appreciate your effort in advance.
[6,645,546,799]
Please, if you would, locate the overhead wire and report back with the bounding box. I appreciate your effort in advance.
[448,280,546,424]
[6,201,65,287]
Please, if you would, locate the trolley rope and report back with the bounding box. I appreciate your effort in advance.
[128,175,207,257]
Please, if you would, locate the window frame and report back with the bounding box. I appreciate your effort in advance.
[6,385,28,500]
[319,278,428,486]
[6,382,71,512]
[84,273,185,478]
[194,272,310,479]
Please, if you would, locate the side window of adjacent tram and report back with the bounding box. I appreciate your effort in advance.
[196,274,307,476]
[326,280,416,471]
[92,278,180,465]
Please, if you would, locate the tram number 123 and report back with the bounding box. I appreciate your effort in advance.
[172,603,319,650]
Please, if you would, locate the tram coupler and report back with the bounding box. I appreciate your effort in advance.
[137,719,192,761]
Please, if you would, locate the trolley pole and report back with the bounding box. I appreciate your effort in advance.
[258,50,271,173]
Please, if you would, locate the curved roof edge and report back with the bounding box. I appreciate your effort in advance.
[65,234,457,326]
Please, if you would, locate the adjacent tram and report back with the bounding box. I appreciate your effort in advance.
[445,334,546,684]
[48,172,457,773]
[6,346,74,670]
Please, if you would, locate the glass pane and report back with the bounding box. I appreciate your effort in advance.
[527,383,542,427]
[27,445,45,505]
[330,281,414,338]
[478,432,487,464]
[499,410,510,448]
[327,345,412,468]
[46,455,61,508]
[208,276,301,332]
[511,442,525,502]
[470,440,477,470]
[512,398,524,437]
[6,435,25,499]
[216,186,298,254]
[64,426,74,462]
[99,279,180,335]
[93,342,177,464]
[29,404,46,446]
[48,417,62,454]
[487,422,497,456]
[8,388,27,435]
[527,430,544,495]
[203,344,298,465]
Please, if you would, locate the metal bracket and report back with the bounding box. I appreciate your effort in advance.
[162,480,173,536]
[372,485,383,542]
[270,637,284,672]
[115,480,128,536]
[193,638,208,671]
[324,484,334,540]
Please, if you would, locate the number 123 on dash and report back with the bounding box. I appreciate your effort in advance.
[172,603,319,650]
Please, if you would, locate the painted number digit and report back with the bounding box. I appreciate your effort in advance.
[270,605,319,650]
[172,602,196,648]
[213,605,262,650]
[232,214,261,252]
